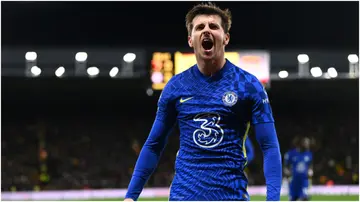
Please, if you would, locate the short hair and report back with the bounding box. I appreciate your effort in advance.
[185,2,232,36]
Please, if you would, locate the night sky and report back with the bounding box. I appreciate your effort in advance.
[2,1,359,50]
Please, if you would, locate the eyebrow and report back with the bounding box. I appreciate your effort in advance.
[194,22,220,28]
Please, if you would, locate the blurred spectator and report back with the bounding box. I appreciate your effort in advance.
[2,105,358,191]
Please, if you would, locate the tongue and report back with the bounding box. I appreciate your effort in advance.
[202,40,213,50]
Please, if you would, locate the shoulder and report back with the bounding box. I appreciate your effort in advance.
[231,63,264,94]
[286,149,293,155]
[159,74,180,101]
[286,149,296,156]
[160,66,192,101]
[231,62,259,83]
[304,152,312,162]
[163,69,186,91]
[167,64,195,87]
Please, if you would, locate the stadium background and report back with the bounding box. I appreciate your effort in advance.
[1,1,359,201]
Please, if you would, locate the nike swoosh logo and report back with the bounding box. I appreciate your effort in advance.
[180,97,193,103]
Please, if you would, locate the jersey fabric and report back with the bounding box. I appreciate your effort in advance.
[245,138,255,164]
[158,59,273,200]
[284,149,313,200]
[125,59,282,201]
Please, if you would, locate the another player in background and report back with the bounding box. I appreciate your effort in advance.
[125,2,282,201]
[283,136,301,178]
[284,137,313,201]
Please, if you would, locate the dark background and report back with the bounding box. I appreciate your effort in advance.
[2,1,359,49]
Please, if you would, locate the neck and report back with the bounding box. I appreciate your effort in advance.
[196,54,226,77]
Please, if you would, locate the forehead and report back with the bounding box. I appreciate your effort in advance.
[192,14,222,25]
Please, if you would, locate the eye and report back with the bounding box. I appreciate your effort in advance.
[209,23,219,30]
[196,24,205,30]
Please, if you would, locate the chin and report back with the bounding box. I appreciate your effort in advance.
[199,54,215,61]
[201,50,216,59]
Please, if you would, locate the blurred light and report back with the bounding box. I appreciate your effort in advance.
[348,54,359,63]
[55,66,65,77]
[278,70,289,78]
[151,72,164,83]
[87,66,99,76]
[30,66,41,76]
[146,88,153,96]
[326,180,334,186]
[109,67,119,77]
[297,54,309,64]
[327,67,338,78]
[324,73,331,79]
[75,52,88,62]
[25,52,37,61]
[123,53,136,63]
[310,67,322,77]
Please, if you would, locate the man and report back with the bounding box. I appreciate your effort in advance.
[283,136,301,179]
[125,2,282,201]
[284,137,313,201]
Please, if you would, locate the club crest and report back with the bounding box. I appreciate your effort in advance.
[222,91,238,106]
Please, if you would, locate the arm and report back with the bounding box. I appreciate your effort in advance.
[248,79,282,201]
[125,119,175,200]
[283,152,291,178]
[125,82,177,201]
[308,164,313,178]
[245,138,255,164]
[254,123,282,201]
[308,153,313,178]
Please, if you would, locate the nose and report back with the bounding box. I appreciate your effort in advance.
[202,24,211,35]
[202,30,211,38]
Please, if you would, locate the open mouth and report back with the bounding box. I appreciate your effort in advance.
[202,38,214,51]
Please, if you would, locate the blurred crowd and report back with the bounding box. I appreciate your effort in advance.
[2,104,358,192]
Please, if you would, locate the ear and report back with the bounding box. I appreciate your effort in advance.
[224,33,230,46]
[188,35,193,48]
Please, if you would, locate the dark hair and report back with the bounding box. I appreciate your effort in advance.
[185,2,232,36]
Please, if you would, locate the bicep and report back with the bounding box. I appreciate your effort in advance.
[254,122,279,149]
[147,80,177,150]
[156,80,177,125]
[247,78,274,125]
[144,118,175,153]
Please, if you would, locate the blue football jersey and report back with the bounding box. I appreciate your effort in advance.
[284,149,313,179]
[156,59,274,201]
[284,149,312,200]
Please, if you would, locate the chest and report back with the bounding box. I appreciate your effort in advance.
[174,81,249,122]
[292,153,311,165]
